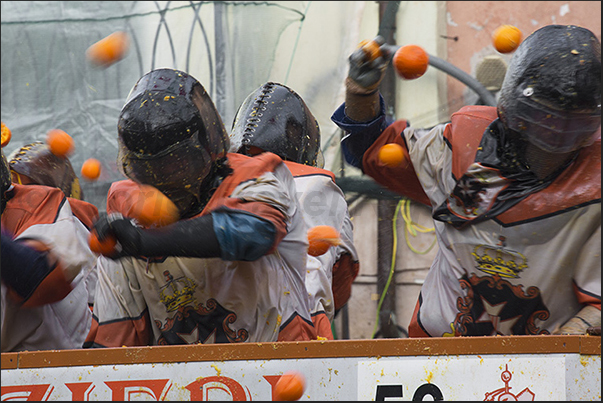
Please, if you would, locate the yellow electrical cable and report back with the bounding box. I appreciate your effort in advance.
[401,198,436,255]
[372,198,438,338]
[401,198,434,234]
[372,199,403,338]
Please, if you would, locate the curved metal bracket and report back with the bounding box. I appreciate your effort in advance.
[427,54,497,106]
[382,44,497,107]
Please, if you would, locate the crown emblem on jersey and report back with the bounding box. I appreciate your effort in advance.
[472,244,527,278]
[160,270,196,312]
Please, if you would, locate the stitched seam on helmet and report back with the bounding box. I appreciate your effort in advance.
[8,142,45,165]
[241,83,275,145]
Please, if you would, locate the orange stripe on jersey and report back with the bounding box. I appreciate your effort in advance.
[1,184,66,237]
[311,312,334,340]
[284,160,336,182]
[363,120,431,206]
[332,253,360,312]
[408,296,430,338]
[573,282,601,310]
[202,152,284,213]
[497,139,601,224]
[86,312,152,348]
[277,313,317,341]
[446,105,498,180]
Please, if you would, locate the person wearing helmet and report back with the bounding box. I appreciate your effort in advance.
[1,143,97,352]
[331,24,601,337]
[7,141,99,230]
[8,141,83,199]
[85,69,317,348]
[231,82,360,339]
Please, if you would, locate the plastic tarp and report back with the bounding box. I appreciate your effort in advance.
[1,1,368,211]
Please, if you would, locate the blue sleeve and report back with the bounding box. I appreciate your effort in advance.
[211,211,277,261]
[1,233,53,300]
[330,94,393,169]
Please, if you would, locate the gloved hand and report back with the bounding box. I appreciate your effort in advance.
[347,36,393,93]
[92,212,221,260]
[93,213,144,259]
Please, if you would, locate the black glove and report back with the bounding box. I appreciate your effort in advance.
[93,213,144,259]
[92,213,221,260]
[348,36,393,92]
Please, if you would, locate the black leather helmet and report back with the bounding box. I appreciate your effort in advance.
[230,82,322,167]
[497,25,601,153]
[8,141,82,199]
[117,68,229,218]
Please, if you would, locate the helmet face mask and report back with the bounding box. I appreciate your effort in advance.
[497,25,601,154]
[500,83,601,153]
[118,134,211,216]
[118,69,229,217]
[230,82,322,167]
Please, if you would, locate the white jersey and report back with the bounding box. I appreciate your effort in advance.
[401,108,601,336]
[358,106,600,337]
[1,185,97,352]
[286,161,359,327]
[87,153,317,347]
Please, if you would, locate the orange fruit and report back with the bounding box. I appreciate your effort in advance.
[358,39,382,62]
[88,230,117,256]
[307,225,341,257]
[492,25,522,53]
[46,129,74,157]
[134,185,179,228]
[86,31,130,67]
[274,371,306,401]
[1,121,11,148]
[393,44,429,80]
[81,158,102,181]
[378,143,405,167]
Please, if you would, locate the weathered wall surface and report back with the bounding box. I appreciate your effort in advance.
[444,1,601,113]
